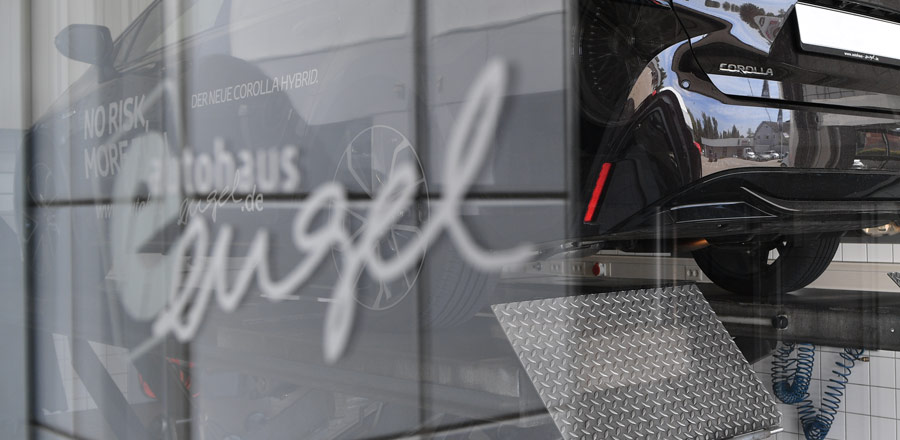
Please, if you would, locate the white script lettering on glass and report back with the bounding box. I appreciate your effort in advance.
[116,59,531,363]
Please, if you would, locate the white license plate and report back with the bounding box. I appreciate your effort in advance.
[795,3,900,67]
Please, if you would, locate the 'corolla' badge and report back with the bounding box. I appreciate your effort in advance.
[719,63,774,77]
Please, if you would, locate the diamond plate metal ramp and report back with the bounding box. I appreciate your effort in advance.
[492,284,780,440]
[889,272,900,288]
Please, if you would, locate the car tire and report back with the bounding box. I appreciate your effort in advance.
[692,233,841,300]
[424,242,499,328]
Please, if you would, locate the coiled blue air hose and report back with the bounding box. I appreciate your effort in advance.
[771,343,865,440]
[771,342,815,404]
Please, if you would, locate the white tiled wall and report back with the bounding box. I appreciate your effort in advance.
[840,243,870,263]
[767,241,900,264]
[612,241,900,267]
[49,334,137,415]
[0,146,17,232]
[755,346,900,440]
[833,243,900,264]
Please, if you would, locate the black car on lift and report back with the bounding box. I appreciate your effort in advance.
[575,0,900,299]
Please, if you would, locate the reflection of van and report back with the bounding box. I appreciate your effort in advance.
[742,148,756,160]
[25,3,575,437]
[25,0,575,373]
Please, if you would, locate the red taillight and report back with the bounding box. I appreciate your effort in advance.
[694,141,702,154]
[138,373,157,399]
[584,163,612,222]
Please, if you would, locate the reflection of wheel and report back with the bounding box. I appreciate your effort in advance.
[692,234,841,299]
[333,125,428,312]
[579,5,640,124]
[332,125,498,328]
[579,2,667,124]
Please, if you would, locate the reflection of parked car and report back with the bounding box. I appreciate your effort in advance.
[756,152,774,161]
[778,152,791,167]
[578,0,900,299]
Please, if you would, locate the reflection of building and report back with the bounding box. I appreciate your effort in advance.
[626,57,665,109]
[753,121,789,152]
[753,121,779,148]
[755,16,783,42]
[701,137,752,157]
[698,120,791,158]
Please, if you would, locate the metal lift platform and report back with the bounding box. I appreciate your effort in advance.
[39,252,900,439]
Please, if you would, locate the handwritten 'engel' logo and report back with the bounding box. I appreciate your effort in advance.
[116,59,532,363]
